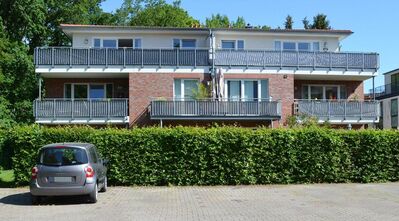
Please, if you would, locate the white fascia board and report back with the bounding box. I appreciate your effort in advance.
[219,68,377,76]
[36,67,208,74]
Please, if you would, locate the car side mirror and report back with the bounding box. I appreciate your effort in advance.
[102,159,109,166]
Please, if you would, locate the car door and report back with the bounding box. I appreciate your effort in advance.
[91,146,105,182]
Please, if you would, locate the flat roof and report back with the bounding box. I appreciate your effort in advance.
[383,68,399,75]
[60,24,353,36]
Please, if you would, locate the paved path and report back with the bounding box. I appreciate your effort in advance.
[1,183,399,221]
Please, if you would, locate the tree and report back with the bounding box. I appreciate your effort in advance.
[205,14,230,28]
[302,17,310,29]
[284,15,293,29]
[0,19,37,125]
[232,16,246,28]
[130,0,199,27]
[311,14,331,29]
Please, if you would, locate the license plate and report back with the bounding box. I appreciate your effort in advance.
[53,177,72,183]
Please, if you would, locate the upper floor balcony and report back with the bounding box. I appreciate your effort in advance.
[34,47,379,72]
[214,49,379,71]
[372,83,399,100]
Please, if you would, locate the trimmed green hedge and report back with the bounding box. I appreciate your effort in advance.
[1,125,399,186]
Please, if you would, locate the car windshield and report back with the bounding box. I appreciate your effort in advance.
[39,147,88,166]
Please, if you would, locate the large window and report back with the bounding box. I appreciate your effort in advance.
[302,85,347,100]
[173,39,197,49]
[391,98,398,129]
[93,38,117,48]
[391,73,399,93]
[275,41,320,52]
[64,83,113,99]
[174,79,199,100]
[221,40,244,50]
[225,80,268,101]
[93,38,142,48]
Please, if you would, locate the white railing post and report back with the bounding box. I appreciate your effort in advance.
[71,100,74,119]
[89,99,92,120]
[107,99,110,119]
[360,101,363,120]
[344,101,347,120]
[87,48,90,67]
[194,49,197,68]
[69,48,72,67]
[51,48,55,68]
[328,100,331,120]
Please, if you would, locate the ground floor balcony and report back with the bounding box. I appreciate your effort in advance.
[150,99,282,120]
[34,99,129,124]
[294,99,380,124]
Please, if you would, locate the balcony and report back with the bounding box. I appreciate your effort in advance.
[214,49,379,71]
[372,83,399,100]
[294,100,380,123]
[34,99,129,124]
[150,99,282,120]
[34,47,209,68]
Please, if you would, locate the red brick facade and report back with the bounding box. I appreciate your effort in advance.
[43,78,129,98]
[42,75,365,128]
[294,80,364,100]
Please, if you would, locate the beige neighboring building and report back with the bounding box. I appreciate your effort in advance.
[375,69,399,129]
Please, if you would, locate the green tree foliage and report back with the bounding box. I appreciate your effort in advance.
[302,17,310,29]
[311,14,331,30]
[129,0,199,27]
[284,15,293,29]
[0,20,37,125]
[205,14,231,28]
[232,16,246,28]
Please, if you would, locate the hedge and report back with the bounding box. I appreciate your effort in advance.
[1,125,399,186]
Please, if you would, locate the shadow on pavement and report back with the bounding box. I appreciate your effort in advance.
[0,192,92,206]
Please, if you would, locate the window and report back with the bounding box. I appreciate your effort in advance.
[173,39,180,48]
[93,39,117,48]
[274,41,281,51]
[237,40,245,50]
[226,79,269,101]
[222,40,236,49]
[134,38,142,49]
[313,42,320,51]
[181,39,196,48]
[118,39,133,48]
[173,79,199,100]
[94,39,101,48]
[302,85,346,100]
[283,42,296,51]
[298,42,311,51]
[275,41,320,51]
[89,85,105,99]
[64,83,114,99]
[74,84,88,99]
[89,147,98,164]
[391,98,398,129]
[391,74,399,93]
[103,39,117,48]
[39,147,88,166]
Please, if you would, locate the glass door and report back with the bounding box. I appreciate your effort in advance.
[243,81,258,101]
[227,81,241,101]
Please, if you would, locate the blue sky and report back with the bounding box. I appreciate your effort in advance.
[101,0,398,91]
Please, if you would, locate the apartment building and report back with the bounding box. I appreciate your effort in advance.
[34,24,380,128]
[373,69,399,128]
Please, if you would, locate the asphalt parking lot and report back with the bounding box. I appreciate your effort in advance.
[1,183,399,221]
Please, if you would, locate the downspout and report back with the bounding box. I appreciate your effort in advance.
[209,29,216,99]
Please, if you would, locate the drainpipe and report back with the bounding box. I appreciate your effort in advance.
[38,74,42,100]
[209,29,216,99]
[372,76,375,101]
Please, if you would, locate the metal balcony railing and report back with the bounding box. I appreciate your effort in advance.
[150,99,282,120]
[372,83,399,99]
[294,99,380,122]
[34,47,210,68]
[214,49,379,71]
[34,99,129,123]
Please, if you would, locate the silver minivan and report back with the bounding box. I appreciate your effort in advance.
[30,143,108,204]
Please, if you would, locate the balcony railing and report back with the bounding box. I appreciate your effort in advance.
[34,47,209,68]
[214,49,379,71]
[150,99,282,120]
[295,99,380,122]
[34,99,129,124]
[372,83,399,99]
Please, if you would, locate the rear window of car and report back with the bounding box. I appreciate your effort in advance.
[39,147,88,166]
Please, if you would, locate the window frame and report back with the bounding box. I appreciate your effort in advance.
[301,84,347,100]
[221,40,245,50]
[274,40,320,52]
[391,98,398,129]
[173,79,200,100]
[63,83,114,99]
[173,38,197,49]
[224,79,269,101]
